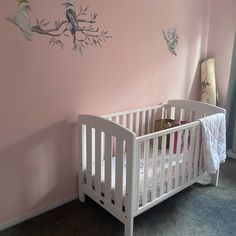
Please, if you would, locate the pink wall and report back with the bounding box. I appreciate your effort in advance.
[0,0,213,226]
[207,0,236,108]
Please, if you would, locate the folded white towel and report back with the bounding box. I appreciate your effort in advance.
[199,113,226,174]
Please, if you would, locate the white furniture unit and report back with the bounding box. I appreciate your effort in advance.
[78,99,225,236]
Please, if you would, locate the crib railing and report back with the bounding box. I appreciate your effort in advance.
[103,104,163,136]
[134,121,202,214]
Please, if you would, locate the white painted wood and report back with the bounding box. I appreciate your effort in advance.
[167,133,174,192]
[95,129,102,194]
[147,109,152,134]
[78,100,224,236]
[135,112,140,136]
[123,114,127,128]
[168,100,225,116]
[115,115,120,124]
[181,129,189,185]
[102,104,163,119]
[151,137,158,201]
[143,140,150,205]
[78,122,85,202]
[135,142,141,210]
[142,111,146,135]
[91,128,96,175]
[86,126,92,188]
[125,219,134,236]
[126,136,136,216]
[134,175,203,217]
[104,133,112,203]
[129,113,134,131]
[175,130,182,188]
[115,138,124,211]
[160,135,167,196]
[136,121,199,142]
[83,185,127,223]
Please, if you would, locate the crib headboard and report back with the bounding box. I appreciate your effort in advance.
[166,99,226,122]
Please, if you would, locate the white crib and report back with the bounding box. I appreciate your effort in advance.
[78,99,225,236]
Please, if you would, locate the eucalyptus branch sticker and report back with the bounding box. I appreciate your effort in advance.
[163,28,179,56]
[6,0,112,54]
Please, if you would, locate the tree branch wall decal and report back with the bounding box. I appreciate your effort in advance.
[6,0,112,54]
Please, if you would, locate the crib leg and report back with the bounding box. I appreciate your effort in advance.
[79,181,85,202]
[211,168,220,186]
[124,218,133,236]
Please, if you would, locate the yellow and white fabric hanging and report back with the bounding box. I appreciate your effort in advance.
[200,58,217,105]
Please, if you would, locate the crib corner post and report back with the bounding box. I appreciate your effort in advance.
[124,218,134,236]
[79,182,85,202]
[211,168,220,186]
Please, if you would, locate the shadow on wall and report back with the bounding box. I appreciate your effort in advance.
[0,120,78,224]
[188,60,201,101]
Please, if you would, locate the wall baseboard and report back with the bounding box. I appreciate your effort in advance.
[227,149,236,159]
[0,194,78,232]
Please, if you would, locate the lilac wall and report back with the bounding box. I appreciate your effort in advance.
[0,0,213,226]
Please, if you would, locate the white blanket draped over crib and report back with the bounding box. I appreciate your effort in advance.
[199,113,226,174]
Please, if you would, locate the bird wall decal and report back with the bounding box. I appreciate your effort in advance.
[6,0,112,54]
[63,0,79,44]
[14,0,32,41]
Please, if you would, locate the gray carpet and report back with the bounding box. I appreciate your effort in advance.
[1,158,236,236]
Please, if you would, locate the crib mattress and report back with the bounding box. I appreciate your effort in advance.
[84,151,188,206]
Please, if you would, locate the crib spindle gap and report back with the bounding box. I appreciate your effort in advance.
[104,133,112,203]
[160,135,167,196]
[182,128,189,185]
[167,133,174,192]
[151,137,158,201]
[175,130,182,188]
[143,140,150,205]
[95,129,102,194]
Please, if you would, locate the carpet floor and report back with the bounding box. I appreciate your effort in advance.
[1,158,236,236]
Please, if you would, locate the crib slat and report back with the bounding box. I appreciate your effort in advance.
[95,130,102,194]
[135,142,141,209]
[104,133,112,202]
[175,130,182,188]
[86,126,92,188]
[194,126,200,178]
[151,137,158,200]
[160,135,167,196]
[129,113,133,131]
[115,116,119,124]
[147,110,152,134]
[181,128,189,185]
[81,125,86,171]
[92,128,96,175]
[167,133,174,192]
[122,114,127,128]
[136,112,140,136]
[187,127,196,182]
[151,109,155,133]
[143,140,150,205]
[115,139,124,211]
[142,111,146,135]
